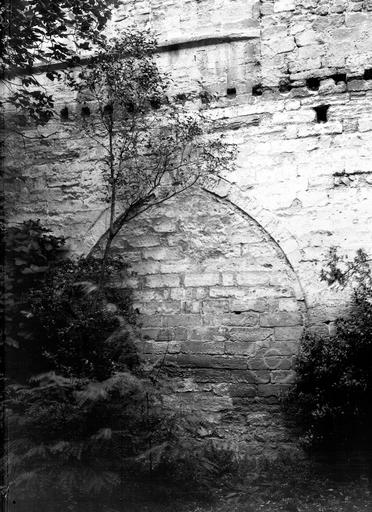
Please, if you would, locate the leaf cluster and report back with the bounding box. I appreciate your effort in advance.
[71,32,236,250]
[2,219,66,353]
[1,0,118,123]
[3,221,227,511]
[6,370,169,510]
[290,249,372,452]
[3,223,136,381]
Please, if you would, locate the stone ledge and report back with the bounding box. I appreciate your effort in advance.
[158,31,261,52]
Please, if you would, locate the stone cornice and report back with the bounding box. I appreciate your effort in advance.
[5,30,260,79]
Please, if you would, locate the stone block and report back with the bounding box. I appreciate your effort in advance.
[142,247,179,260]
[224,341,256,356]
[160,262,191,273]
[272,109,316,124]
[131,262,160,275]
[222,273,235,286]
[138,301,181,315]
[230,298,268,313]
[247,352,292,371]
[193,287,210,300]
[188,368,231,383]
[260,312,303,327]
[133,289,168,302]
[236,272,270,286]
[120,276,140,288]
[229,327,272,342]
[184,273,220,287]
[272,341,299,356]
[176,354,247,370]
[270,370,296,384]
[274,0,295,12]
[188,326,227,342]
[222,312,260,327]
[345,12,369,27]
[141,340,181,355]
[348,80,367,92]
[202,300,230,314]
[297,121,343,137]
[170,288,187,300]
[330,0,347,13]
[233,370,272,386]
[183,301,201,314]
[257,384,290,398]
[263,349,293,369]
[138,315,164,328]
[278,298,300,312]
[152,219,177,233]
[295,30,320,47]
[229,384,257,398]
[209,287,243,298]
[126,234,160,247]
[173,327,188,341]
[264,37,296,55]
[142,328,173,341]
[229,327,274,342]
[163,314,203,327]
[180,341,225,355]
[195,395,233,413]
[359,118,372,132]
[274,326,304,341]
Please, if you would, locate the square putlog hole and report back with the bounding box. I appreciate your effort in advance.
[313,105,330,123]
[252,84,263,96]
[306,77,320,91]
[226,87,237,97]
[330,73,347,84]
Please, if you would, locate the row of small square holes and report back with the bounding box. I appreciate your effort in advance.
[61,98,328,122]
[226,68,372,98]
[227,86,329,121]
[60,69,372,121]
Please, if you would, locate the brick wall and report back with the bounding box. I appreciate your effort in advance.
[3,0,372,457]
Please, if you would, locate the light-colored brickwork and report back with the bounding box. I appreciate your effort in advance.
[4,0,372,458]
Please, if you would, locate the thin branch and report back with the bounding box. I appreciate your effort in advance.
[113,176,201,236]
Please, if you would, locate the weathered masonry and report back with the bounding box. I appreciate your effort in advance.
[4,0,372,456]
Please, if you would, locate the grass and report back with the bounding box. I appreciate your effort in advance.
[129,461,372,512]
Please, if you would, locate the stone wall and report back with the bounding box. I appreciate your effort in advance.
[3,0,372,457]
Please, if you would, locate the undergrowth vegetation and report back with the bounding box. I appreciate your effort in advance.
[290,248,372,467]
[3,224,372,510]
[2,221,229,511]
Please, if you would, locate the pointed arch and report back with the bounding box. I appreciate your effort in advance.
[204,179,307,307]
[83,179,307,311]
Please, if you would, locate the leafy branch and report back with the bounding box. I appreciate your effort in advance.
[1,0,118,124]
[70,30,236,292]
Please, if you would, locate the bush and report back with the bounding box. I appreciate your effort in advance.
[291,249,372,454]
[3,222,154,510]
[3,221,228,511]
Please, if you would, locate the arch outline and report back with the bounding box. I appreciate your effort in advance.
[83,179,308,311]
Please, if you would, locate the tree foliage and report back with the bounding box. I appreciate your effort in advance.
[70,30,236,285]
[2,27,238,510]
[0,0,117,123]
[291,249,372,454]
[3,222,227,511]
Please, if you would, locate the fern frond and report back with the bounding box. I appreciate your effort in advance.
[91,428,113,441]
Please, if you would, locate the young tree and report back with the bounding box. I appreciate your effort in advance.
[0,0,117,124]
[2,29,237,510]
[71,30,236,288]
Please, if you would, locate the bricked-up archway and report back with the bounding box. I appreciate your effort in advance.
[93,188,305,452]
